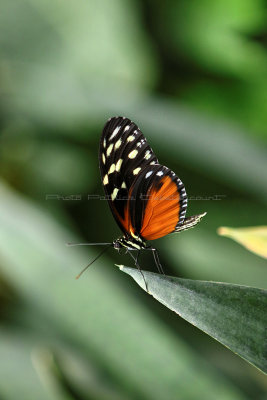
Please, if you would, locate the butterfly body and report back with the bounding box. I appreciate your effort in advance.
[113,236,146,251]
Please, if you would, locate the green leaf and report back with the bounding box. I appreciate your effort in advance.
[119,266,267,374]
[218,226,267,259]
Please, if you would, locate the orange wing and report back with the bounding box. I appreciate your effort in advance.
[140,175,181,240]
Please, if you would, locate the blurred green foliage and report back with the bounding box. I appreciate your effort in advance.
[0,0,267,399]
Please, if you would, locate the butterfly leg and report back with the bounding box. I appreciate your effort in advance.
[128,250,148,292]
[151,248,165,275]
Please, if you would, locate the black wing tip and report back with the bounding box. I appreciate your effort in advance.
[106,116,131,123]
[103,116,134,132]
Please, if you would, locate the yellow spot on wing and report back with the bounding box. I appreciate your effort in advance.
[115,159,123,172]
[103,174,109,185]
[107,144,113,157]
[108,164,116,174]
[128,149,138,159]
[133,167,141,175]
[115,139,122,149]
[144,151,151,160]
[111,188,119,200]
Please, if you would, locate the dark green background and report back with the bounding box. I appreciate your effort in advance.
[0,0,267,399]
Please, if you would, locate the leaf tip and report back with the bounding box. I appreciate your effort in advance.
[115,264,125,271]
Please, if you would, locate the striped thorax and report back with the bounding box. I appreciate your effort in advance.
[113,236,146,251]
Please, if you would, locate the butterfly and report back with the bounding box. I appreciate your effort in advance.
[71,116,206,282]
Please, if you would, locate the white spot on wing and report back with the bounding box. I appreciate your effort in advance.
[110,126,120,140]
[124,125,130,132]
[111,188,119,201]
[133,167,141,175]
[115,159,123,172]
[128,149,138,159]
[103,139,106,148]
[157,171,163,176]
[103,174,109,185]
[121,181,126,189]
[145,171,153,179]
[107,143,113,157]
[127,135,135,142]
[102,153,106,164]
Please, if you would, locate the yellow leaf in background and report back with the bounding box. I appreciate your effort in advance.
[218,226,267,259]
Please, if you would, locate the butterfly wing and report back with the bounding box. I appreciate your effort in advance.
[99,116,158,235]
[100,116,205,243]
[129,164,188,240]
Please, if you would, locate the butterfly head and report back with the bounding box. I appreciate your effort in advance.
[113,239,123,251]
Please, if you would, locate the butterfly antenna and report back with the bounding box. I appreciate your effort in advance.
[66,242,112,246]
[75,243,113,279]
